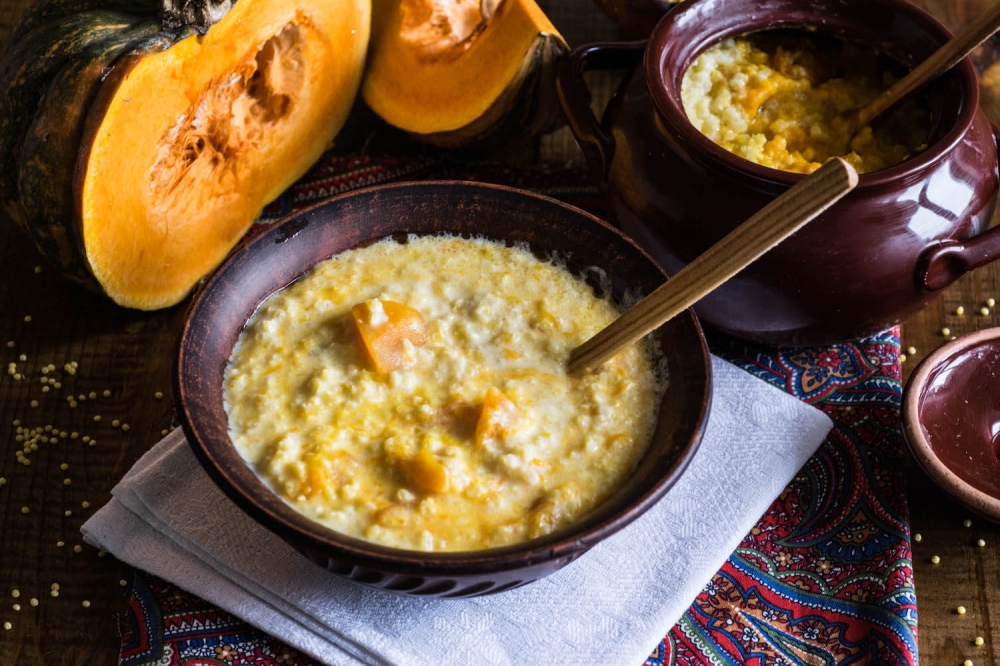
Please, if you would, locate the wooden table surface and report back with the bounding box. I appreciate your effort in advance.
[0,0,998,664]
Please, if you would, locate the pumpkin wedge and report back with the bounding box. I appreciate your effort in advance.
[0,0,369,309]
[361,0,568,147]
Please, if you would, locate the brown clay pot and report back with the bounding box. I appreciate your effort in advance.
[176,181,711,597]
[557,0,1000,346]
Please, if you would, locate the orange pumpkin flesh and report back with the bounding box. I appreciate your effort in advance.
[474,386,520,447]
[351,299,429,374]
[77,1,369,309]
[362,0,567,145]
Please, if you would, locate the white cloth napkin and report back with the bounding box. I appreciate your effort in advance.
[82,355,832,666]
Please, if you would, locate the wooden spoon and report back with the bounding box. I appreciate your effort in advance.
[567,157,859,375]
[851,1,1000,131]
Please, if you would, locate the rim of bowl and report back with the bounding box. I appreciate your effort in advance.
[902,328,1000,521]
[176,180,713,574]
[645,0,980,190]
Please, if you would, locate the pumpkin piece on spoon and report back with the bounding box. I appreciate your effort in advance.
[0,0,370,310]
[361,0,568,147]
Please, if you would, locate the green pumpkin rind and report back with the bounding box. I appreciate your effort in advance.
[16,25,169,289]
[8,0,157,45]
[0,14,157,226]
[0,3,195,284]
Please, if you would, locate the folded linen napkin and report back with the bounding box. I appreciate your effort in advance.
[82,355,832,666]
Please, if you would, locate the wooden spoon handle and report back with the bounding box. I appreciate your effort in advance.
[567,158,859,375]
[853,1,1000,129]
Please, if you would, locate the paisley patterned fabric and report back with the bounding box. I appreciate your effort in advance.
[647,331,914,666]
[118,151,916,666]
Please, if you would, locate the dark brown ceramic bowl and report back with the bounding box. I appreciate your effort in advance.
[176,181,711,598]
[903,328,1000,523]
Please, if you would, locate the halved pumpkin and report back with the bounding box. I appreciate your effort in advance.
[0,0,369,309]
[361,0,568,147]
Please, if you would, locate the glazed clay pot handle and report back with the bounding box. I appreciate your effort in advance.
[919,122,1000,291]
[556,41,645,182]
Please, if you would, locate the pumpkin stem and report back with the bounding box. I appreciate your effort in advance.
[160,0,234,34]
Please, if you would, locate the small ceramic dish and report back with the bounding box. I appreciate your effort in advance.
[902,328,1000,522]
[175,181,712,597]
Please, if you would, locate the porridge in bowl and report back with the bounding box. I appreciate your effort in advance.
[223,235,661,552]
[681,31,930,174]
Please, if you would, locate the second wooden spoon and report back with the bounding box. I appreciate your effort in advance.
[852,1,1000,130]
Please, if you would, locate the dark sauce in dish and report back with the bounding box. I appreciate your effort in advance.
[920,339,1000,497]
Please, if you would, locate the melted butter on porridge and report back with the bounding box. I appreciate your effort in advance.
[223,235,661,552]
